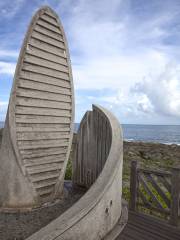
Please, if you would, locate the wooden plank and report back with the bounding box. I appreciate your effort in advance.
[139,168,171,177]
[16,125,70,133]
[129,161,139,211]
[15,114,71,124]
[40,14,58,27]
[17,132,70,141]
[20,147,67,159]
[32,31,65,49]
[16,88,71,102]
[27,162,62,173]
[16,106,71,117]
[37,19,61,34]
[22,63,69,79]
[139,174,165,210]
[128,211,180,239]
[16,97,71,110]
[158,175,171,194]
[170,167,180,226]
[23,154,65,166]
[138,189,152,208]
[34,24,63,41]
[24,54,68,72]
[20,71,70,87]
[18,141,69,150]
[30,171,60,183]
[18,78,70,95]
[29,38,65,58]
[34,179,57,189]
[26,46,67,65]
[144,173,171,208]
[36,185,55,196]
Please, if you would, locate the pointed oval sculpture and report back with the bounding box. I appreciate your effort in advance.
[0,6,74,208]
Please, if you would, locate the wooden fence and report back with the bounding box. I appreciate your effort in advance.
[129,161,180,226]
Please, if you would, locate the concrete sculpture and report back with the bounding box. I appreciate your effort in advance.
[27,104,124,240]
[0,6,74,208]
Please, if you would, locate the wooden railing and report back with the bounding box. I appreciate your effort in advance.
[129,161,180,226]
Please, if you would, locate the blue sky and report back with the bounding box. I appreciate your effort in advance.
[0,0,180,125]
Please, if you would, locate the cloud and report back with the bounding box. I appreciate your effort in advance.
[0,50,18,58]
[0,62,16,75]
[0,0,180,124]
[133,63,180,118]
[0,0,25,19]
[0,101,8,121]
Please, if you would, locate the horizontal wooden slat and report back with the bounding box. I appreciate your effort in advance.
[20,147,67,159]
[27,162,62,173]
[26,46,67,65]
[24,54,68,72]
[40,14,58,27]
[20,71,70,87]
[23,60,68,75]
[17,132,69,141]
[23,154,65,167]
[36,185,55,196]
[22,63,69,79]
[16,97,71,110]
[16,114,70,124]
[28,165,61,175]
[16,125,70,132]
[37,19,61,34]
[139,168,171,177]
[44,11,58,21]
[32,31,65,49]
[16,88,71,102]
[30,171,60,183]
[34,179,57,189]
[18,79,70,95]
[18,141,69,150]
[29,38,66,57]
[16,106,71,117]
[34,24,63,42]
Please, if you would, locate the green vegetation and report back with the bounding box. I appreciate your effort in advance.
[65,160,72,180]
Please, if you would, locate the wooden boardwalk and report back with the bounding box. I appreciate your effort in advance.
[116,211,180,240]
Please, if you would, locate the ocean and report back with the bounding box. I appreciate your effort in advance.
[122,124,180,145]
[75,123,180,145]
[1,122,180,145]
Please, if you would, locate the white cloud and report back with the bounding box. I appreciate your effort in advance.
[0,50,18,58]
[0,62,16,75]
[133,63,180,118]
[0,0,24,18]
[0,101,8,121]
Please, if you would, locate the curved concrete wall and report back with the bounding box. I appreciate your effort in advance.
[27,105,123,240]
[0,6,74,208]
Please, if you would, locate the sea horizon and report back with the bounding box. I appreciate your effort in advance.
[1,122,180,145]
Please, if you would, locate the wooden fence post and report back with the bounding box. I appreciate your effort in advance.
[129,160,138,211]
[170,166,180,226]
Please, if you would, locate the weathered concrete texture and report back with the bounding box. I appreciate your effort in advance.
[0,6,74,209]
[73,106,112,188]
[26,105,124,240]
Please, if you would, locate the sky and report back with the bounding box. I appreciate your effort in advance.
[0,0,180,125]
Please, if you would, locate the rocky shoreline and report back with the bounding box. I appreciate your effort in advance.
[123,140,180,185]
